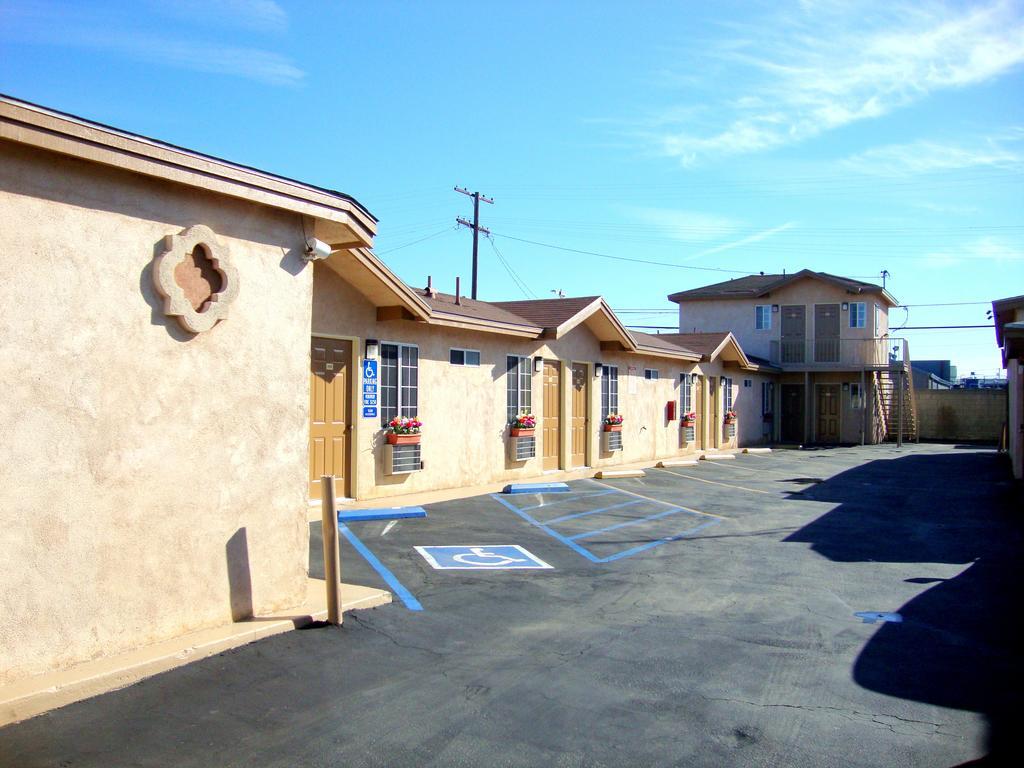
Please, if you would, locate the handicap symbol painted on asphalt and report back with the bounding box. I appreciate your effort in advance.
[415,545,553,570]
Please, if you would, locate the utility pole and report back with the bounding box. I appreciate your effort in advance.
[881,269,890,289]
[455,186,493,300]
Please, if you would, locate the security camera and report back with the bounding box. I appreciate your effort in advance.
[303,237,332,261]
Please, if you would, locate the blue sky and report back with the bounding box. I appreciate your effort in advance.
[2,0,1021,376]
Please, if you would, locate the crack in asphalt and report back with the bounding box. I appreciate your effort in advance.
[696,693,946,735]
[347,613,446,659]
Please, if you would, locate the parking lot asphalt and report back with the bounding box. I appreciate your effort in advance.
[2,444,1020,767]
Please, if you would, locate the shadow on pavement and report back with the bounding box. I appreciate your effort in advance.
[783,450,1023,766]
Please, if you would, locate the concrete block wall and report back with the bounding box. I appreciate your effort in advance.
[916,389,1006,443]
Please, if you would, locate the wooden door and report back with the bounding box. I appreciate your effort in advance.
[309,337,351,500]
[542,360,561,470]
[570,363,588,468]
[781,384,804,443]
[693,375,704,450]
[814,304,840,363]
[781,305,806,363]
[816,384,840,443]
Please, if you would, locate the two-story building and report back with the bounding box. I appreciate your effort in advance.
[668,270,916,445]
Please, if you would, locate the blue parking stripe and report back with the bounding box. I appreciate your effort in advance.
[490,493,601,563]
[337,522,424,612]
[568,506,690,541]
[544,498,646,525]
[600,519,723,563]
[520,489,617,512]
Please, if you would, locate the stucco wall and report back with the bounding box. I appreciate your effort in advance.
[916,389,1006,443]
[676,277,890,361]
[312,269,767,500]
[1008,360,1022,479]
[0,143,313,683]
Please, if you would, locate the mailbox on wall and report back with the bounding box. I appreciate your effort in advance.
[666,401,676,421]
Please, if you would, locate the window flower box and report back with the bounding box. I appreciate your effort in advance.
[387,432,421,445]
[386,416,422,445]
[723,410,737,425]
[510,413,536,437]
[681,411,696,428]
[603,414,623,432]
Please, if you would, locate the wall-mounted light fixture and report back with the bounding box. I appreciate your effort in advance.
[771,304,779,313]
[842,382,850,391]
[533,356,543,373]
[841,302,849,311]
[691,372,699,383]
[595,362,603,378]
[364,338,379,361]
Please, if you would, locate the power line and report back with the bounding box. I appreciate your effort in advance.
[375,226,456,255]
[487,235,537,299]
[892,325,995,330]
[491,231,755,274]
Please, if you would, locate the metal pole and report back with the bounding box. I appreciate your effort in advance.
[471,192,480,300]
[320,475,342,625]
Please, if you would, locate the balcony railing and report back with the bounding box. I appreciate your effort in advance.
[769,337,908,369]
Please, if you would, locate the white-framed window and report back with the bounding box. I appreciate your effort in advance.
[850,382,864,409]
[644,369,659,380]
[381,342,418,426]
[755,305,772,331]
[850,302,866,328]
[449,348,480,366]
[874,303,883,335]
[722,376,734,412]
[506,355,532,421]
[761,381,774,415]
[601,365,619,419]
[679,373,692,414]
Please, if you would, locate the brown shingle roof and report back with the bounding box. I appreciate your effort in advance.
[667,270,887,302]
[415,289,542,329]
[490,297,601,328]
[653,332,732,359]
[630,331,700,358]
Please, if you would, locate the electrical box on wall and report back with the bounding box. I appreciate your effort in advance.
[666,401,676,421]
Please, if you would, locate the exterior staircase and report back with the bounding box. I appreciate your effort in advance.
[875,345,919,442]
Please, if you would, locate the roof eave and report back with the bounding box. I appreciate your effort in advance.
[427,312,542,338]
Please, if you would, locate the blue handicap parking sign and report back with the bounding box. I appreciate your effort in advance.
[415,545,552,570]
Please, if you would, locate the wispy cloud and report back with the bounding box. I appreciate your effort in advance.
[842,131,1024,176]
[154,0,288,33]
[686,222,797,261]
[625,207,738,242]
[649,1,1024,164]
[921,236,1024,268]
[0,0,302,85]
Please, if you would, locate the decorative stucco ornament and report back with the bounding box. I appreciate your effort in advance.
[154,224,239,333]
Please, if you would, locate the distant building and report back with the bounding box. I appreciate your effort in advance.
[992,294,1023,479]
[912,367,954,390]
[914,359,958,382]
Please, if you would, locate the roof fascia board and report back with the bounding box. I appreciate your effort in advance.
[632,345,701,362]
[425,313,542,338]
[329,248,431,321]
[1,98,376,245]
[554,299,637,351]
[552,298,604,338]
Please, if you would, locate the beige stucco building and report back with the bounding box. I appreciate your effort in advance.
[0,97,376,684]
[669,271,916,445]
[0,96,779,686]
